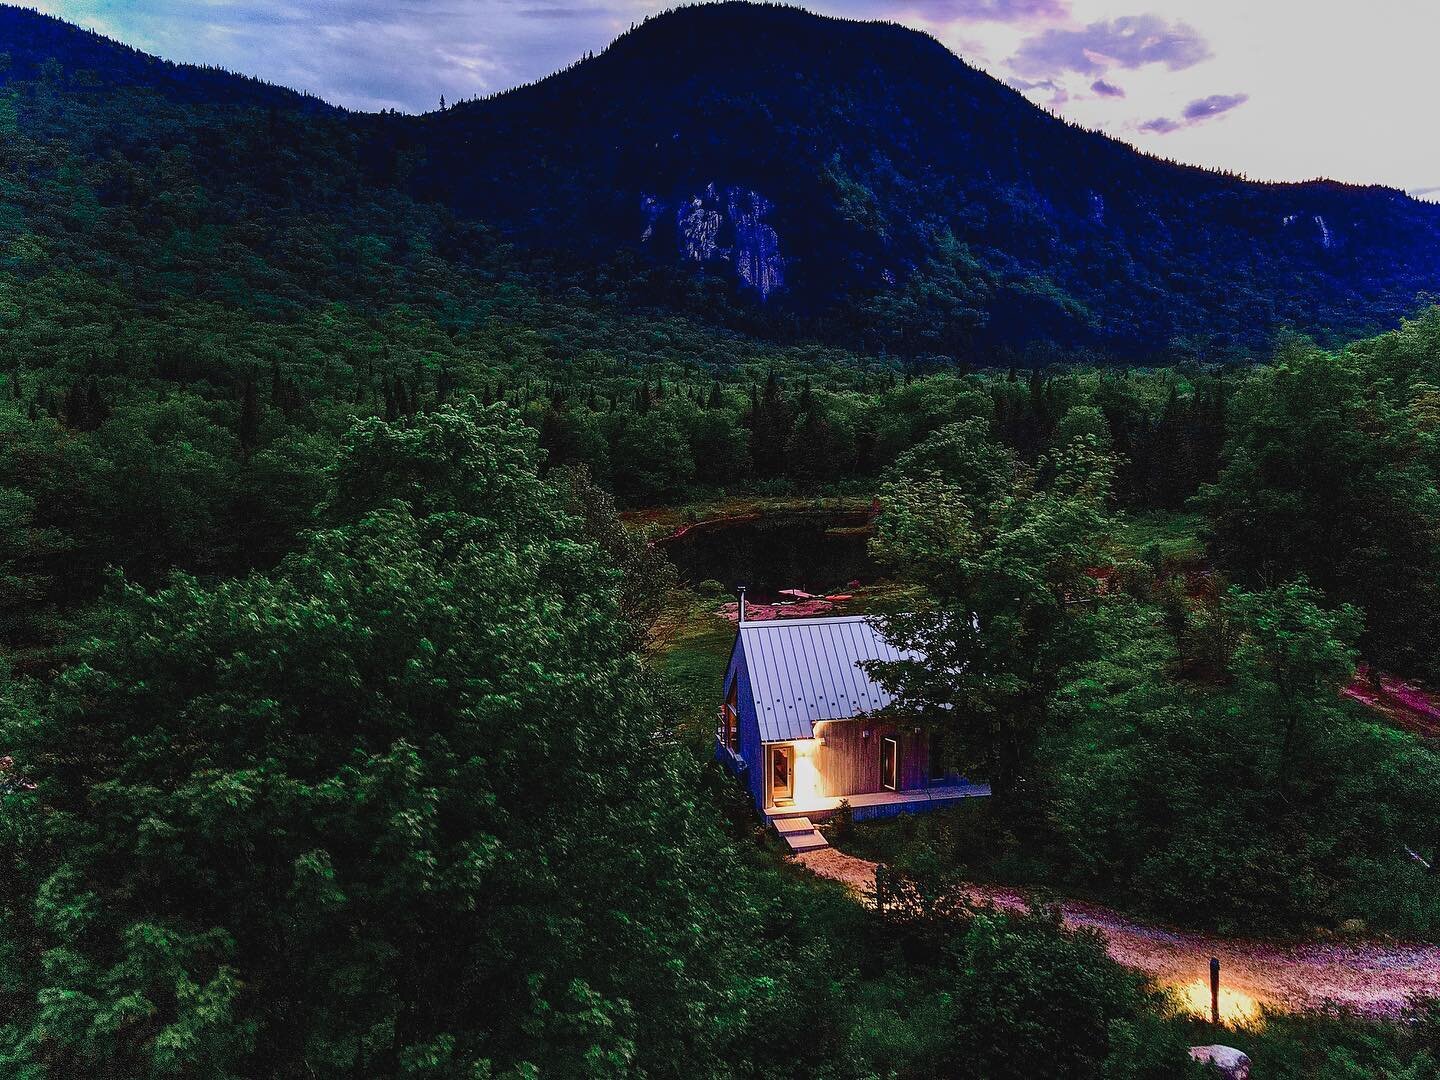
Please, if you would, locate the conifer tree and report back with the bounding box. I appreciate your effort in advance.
[238,372,261,461]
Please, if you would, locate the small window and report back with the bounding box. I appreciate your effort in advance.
[724,681,740,752]
[880,735,898,791]
[928,730,946,783]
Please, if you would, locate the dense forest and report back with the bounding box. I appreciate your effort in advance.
[1,4,1440,1077]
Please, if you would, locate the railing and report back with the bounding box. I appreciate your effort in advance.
[718,704,739,750]
[714,737,748,776]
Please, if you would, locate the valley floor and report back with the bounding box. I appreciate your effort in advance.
[796,847,1440,1020]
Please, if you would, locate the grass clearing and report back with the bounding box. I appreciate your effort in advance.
[1109,510,1206,566]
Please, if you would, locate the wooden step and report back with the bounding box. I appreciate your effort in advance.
[773,815,830,853]
[773,816,816,834]
[784,830,830,852]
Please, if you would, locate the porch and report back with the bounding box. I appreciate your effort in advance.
[764,782,990,824]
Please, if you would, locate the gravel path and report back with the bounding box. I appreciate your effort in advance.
[795,848,1440,1019]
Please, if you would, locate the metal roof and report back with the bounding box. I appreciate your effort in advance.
[737,615,919,742]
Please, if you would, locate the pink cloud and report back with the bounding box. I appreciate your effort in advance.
[1011,14,1211,77]
[1139,91,1250,135]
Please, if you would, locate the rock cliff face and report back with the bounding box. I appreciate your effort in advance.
[641,183,785,299]
[726,188,784,297]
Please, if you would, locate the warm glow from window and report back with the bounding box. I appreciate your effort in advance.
[792,739,824,805]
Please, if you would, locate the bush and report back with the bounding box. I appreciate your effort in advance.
[828,798,855,844]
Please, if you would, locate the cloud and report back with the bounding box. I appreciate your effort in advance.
[1182,92,1248,120]
[1005,74,1069,106]
[1010,14,1211,77]
[1408,185,1440,202]
[1138,115,1183,134]
[1138,91,1250,135]
[923,0,1067,20]
[825,0,1067,23]
[1090,78,1124,98]
[31,0,635,112]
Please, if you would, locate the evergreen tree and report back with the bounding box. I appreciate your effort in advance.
[238,372,261,461]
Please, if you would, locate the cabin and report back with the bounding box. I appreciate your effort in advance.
[716,612,989,840]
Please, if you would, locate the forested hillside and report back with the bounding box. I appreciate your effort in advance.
[9,3,1440,360]
[406,3,1440,355]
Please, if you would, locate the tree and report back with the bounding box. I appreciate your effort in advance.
[1054,404,1111,450]
[237,371,260,461]
[937,913,1189,1080]
[608,407,696,504]
[1200,343,1440,680]
[747,371,793,478]
[869,432,1115,805]
[555,462,677,641]
[1047,585,1440,932]
[0,403,792,1077]
[1228,580,1361,790]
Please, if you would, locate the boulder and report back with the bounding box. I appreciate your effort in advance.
[1189,1045,1251,1079]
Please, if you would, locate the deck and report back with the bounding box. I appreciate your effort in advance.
[764,782,990,824]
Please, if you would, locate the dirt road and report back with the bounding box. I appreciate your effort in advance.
[795,848,1440,1020]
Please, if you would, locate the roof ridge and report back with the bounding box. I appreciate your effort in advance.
[740,614,875,629]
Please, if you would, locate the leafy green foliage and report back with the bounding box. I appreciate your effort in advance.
[859,398,1440,935]
[862,861,1194,1079]
[1207,1000,1440,1079]
[0,405,815,1077]
[1,9,1439,1073]
[1201,336,1440,680]
[869,428,1116,803]
[1048,587,1440,933]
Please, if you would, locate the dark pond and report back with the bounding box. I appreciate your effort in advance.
[659,511,877,599]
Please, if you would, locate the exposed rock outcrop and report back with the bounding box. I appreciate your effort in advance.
[640,183,785,299]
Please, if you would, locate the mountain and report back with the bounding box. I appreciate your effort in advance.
[4,1,1440,360]
[0,6,331,112]
[395,3,1440,356]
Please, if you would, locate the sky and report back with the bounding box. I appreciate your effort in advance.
[20,0,1440,196]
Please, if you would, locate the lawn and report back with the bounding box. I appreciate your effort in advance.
[650,590,736,749]
[1108,510,1206,567]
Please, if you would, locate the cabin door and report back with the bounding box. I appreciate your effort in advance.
[769,745,794,805]
[880,735,899,791]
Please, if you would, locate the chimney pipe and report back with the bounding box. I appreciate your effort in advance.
[737,585,747,625]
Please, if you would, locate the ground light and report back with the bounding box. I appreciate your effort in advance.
[1172,977,1263,1027]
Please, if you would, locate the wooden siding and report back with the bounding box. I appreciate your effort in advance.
[814,718,928,798]
[720,633,768,810]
